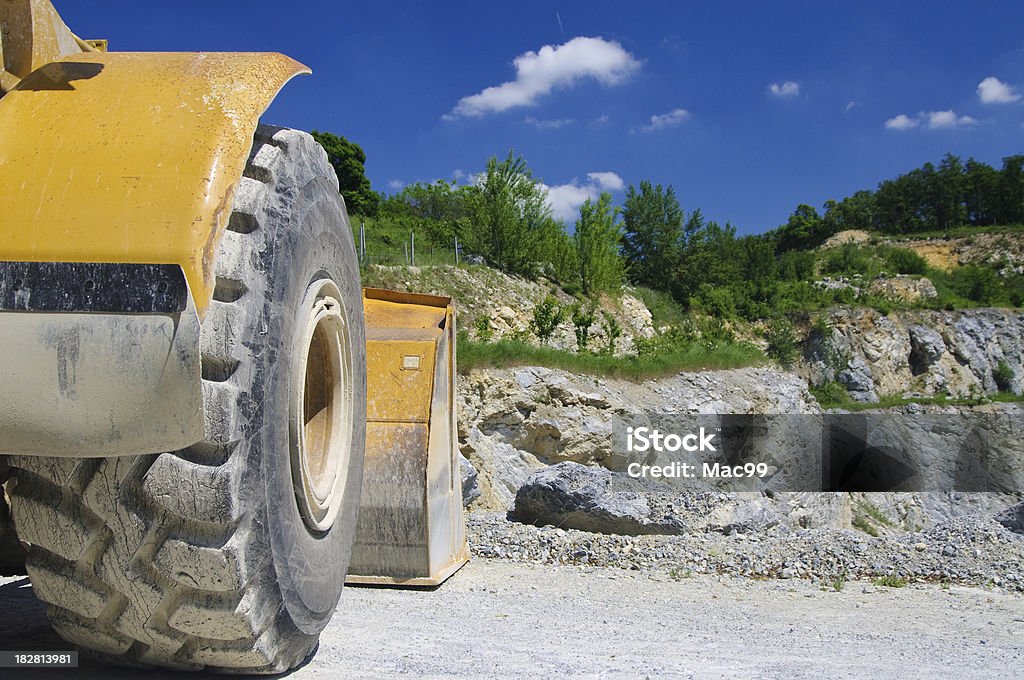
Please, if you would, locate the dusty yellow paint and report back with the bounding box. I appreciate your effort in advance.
[0,51,309,315]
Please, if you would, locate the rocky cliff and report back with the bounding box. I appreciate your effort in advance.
[802,307,1024,401]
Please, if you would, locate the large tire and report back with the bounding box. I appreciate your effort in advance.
[7,126,366,673]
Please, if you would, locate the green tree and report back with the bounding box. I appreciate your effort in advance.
[777,204,825,251]
[310,130,379,216]
[964,158,1000,226]
[463,151,555,276]
[379,180,473,246]
[765,316,799,367]
[600,311,622,355]
[621,181,684,291]
[999,155,1024,224]
[932,153,967,230]
[574,192,624,295]
[822,191,875,234]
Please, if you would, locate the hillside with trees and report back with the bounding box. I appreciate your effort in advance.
[314,131,1024,380]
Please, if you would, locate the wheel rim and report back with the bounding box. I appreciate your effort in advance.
[290,278,353,532]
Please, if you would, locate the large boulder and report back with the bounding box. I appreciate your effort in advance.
[512,462,684,536]
[908,324,946,375]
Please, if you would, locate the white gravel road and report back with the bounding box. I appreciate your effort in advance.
[2,558,1022,679]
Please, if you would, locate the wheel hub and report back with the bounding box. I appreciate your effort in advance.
[290,278,353,532]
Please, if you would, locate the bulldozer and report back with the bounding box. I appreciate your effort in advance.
[0,1,467,672]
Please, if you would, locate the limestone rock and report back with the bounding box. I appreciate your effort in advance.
[800,307,1024,402]
[868,275,938,303]
[839,356,878,402]
[459,455,481,507]
[512,462,684,536]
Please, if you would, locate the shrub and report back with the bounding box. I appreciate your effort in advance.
[569,303,597,351]
[884,247,928,275]
[530,295,563,344]
[778,249,816,282]
[692,283,737,319]
[697,316,735,345]
[474,315,493,342]
[765,316,799,367]
[822,243,877,279]
[1004,274,1024,307]
[810,381,850,408]
[994,359,1015,392]
[810,314,832,338]
[600,311,622,355]
[950,264,1002,305]
[632,287,689,328]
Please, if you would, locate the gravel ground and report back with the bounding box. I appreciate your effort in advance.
[468,511,1024,591]
[3,559,1022,679]
[1,511,1021,678]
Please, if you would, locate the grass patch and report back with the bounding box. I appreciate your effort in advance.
[812,385,1024,411]
[457,333,765,381]
[669,567,693,581]
[830,573,847,592]
[872,575,908,588]
[856,500,894,528]
[851,515,879,537]
[810,381,854,408]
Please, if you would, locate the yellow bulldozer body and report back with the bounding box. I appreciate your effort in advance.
[0,0,467,600]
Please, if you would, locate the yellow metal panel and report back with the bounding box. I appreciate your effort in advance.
[0,51,309,315]
[366,338,436,423]
[364,291,449,335]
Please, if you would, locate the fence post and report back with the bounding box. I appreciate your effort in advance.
[454,237,460,266]
[411,231,415,267]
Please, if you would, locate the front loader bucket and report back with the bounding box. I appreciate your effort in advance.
[346,288,469,586]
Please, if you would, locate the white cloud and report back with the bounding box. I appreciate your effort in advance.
[926,110,976,129]
[885,111,976,130]
[639,108,690,132]
[977,76,1020,104]
[844,100,857,113]
[524,116,575,129]
[590,114,610,128]
[885,114,919,130]
[769,81,800,98]
[541,171,625,222]
[587,171,625,191]
[387,179,404,191]
[445,37,640,119]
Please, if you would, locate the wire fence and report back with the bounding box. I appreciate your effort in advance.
[354,222,470,267]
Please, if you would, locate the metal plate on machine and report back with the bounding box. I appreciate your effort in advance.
[0,262,187,313]
[366,339,436,423]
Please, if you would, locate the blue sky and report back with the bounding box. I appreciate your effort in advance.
[60,1,1024,234]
